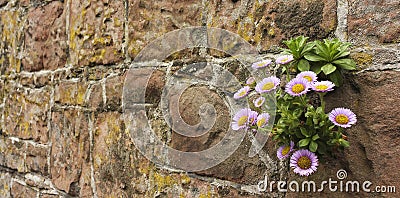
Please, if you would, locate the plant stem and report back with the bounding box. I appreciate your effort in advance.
[282,65,289,82]
[318,92,326,111]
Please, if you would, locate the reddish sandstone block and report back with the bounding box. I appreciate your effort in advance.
[50,109,91,195]
[0,137,25,172]
[0,10,23,74]
[348,0,400,44]
[127,0,203,58]
[25,143,49,176]
[22,1,67,71]
[69,0,124,66]
[3,85,51,144]
[0,172,11,197]
[11,182,38,198]
[105,74,125,111]
[54,80,88,106]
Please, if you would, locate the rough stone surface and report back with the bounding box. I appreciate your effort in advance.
[105,74,125,111]
[69,0,124,66]
[25,143,49,175]
[0,137,25,172]
[93,111,138,197]
[348,0,400,44]
[170,86,229,152]
[127,0,204,58]
[0,172,11,197]
[0,0,399,197]
[207,0,337,52]
[11,181,38,197]
[54,80,88,106]
[347,71,400,189]
[22,1,67,71]
[0,10,23,74]
[50,109,90,196]
[3,85,51,144]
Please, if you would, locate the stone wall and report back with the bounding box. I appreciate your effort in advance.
[0,0,399,197]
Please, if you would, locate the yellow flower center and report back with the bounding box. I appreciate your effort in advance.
[297,156,312,169]
[238,115,248,126]
[303,76,312,82]
[262,82,275,91]
[315,84,328,90]
[257,62,265,67]
[335,114,349,124]
[257,100,263,106]
[281,146,290,156]
[257,118,266,127]
[281,57,288,62]
[292,84,305,94]
[238,90,247,97]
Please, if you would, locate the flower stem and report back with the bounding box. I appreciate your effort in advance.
[285,64,291,82]
[318,92,326,111]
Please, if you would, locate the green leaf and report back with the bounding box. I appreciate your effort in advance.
[332,59,357,70]
[302,42,315,54]
[304,54,326,62]
[316,106,324,114]
[312,134,320,141]
[321,63,337,75]
[299,138,310,147]
[311,64,322,74]
[300,128,310,137]
[313,118,319,125]
[333,50,350,60]
[329,70,343,87]
[297,59,310,71]
[309,141,318,152]
[339,139,350,147]
[315,41,331,60]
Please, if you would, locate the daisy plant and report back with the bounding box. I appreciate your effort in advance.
[231,38,358,176]
[282,36,356,87]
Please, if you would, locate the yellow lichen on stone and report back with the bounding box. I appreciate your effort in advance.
[180,174,191,185]
[351,52,373,68]
[237,17,255,42]
[105,119,122,146]
[0,10,23,74]
[152,172,178,192]
[76,83,87,105]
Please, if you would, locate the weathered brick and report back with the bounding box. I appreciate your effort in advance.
[86,82,103,111]
[11,182,38,198]
[50,109,90,195]
[4,85,50,144]
[22,1,67,72]
[0,137,25,172]
[105,74,125,111]
[39,194,60,198]
[69,0,124,66]
[54,80,88,106]
[207,0,336,51]
[327,71,400,190]
[348,0,400,44]
[0,10,23,74]
[127,0,204,58]
[93,112,141,197]
[0,0,7,7]
[0,79,3,105]
[145,69,165,105]
[25,143,49,175]
[0,171,11,197]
